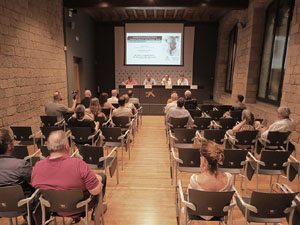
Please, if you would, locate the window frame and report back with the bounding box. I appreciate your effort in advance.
[225,25,238,93]
[256,0,294,105]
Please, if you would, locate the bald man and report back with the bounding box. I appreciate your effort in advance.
[81,89,92,108]
[107,89,118,104]
[45,91,76,121]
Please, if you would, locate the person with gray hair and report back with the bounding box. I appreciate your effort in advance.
[68,104,99,134]
[81,89,92,108]
[184,90,197,110]
[107,89,118,104]
[164,92,178,113]
[31,130,106,221]
[261,106,295,141]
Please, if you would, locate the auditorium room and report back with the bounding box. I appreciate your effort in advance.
[1,0,300,224]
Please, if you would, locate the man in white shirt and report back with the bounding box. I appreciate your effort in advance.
[164,92,178,113]
[107,89,118,104]
[166,98,194,127]
[143,73,157,85]
[161,74,172,86]
[112,96,132,118]
[177,74,189,85]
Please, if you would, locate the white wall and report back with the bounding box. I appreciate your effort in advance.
[114,26,195,87]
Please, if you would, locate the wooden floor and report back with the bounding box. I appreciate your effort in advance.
[0,116,298,224]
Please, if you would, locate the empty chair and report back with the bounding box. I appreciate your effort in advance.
[100,127,130,170]
[10,126,40,151]
[216,105,232,113]
[208,110,223,121]
[39,189,104,225]
[262,131,291,151]
[200,104,214,113]
[226,130,258,151]
[235,184,298,225]
[219,118,237,130]
[178,180,235,225]
[0,186,39,225]
[188,109,202,119]
[40,116,57,126]
[11,145,40,166]
[193,117,212,130]
[204,129,226,144]
[40,126,63,145]
[171,148,201,185]
[78,146,119,184]
[169,117,189,129]
[246,150,294,191]
[170,128,198,149]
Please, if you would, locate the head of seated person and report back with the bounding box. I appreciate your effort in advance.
[118,96,126,107]
[277,106,291,120]
[189,140,233,192]
[184,90,192,100]
[99,93,108,106]
[241,109,254,126]
[75,104,85,120]
[127,90,133,98]
[177,97,185,108]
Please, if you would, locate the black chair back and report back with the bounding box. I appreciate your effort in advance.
[204,129,226,144]
[235,130,258,146]
[184,99,197,110]
[208,110,223,121]
[40,145,50,157]
[0,186,25,212]
[10,126,32,142]
[194,117,212,130]
[95,116,106,126]
[200,105,214,113]
[40,126,63,141]
[79,145,104,166]
[112,116,130,128]
[188,190,235,217]
[216,105,232,113]
[230,110,242,121]
[220,149,248,169]
[69,127,93,145]
[170,117,188,129]
[178,148,200,167]
[260,150,291,170]
[133,103,140,109]
[11,145,29,159]
[188,109,202,119]
[174,128,196,144]
[101,108,111,118]
[40,116,57,126]
[112,103,119,108]
[219,118,237,130]
[250,191,298,218]
[100,127,122,142]
[62,113,73,122]
[266,131,291,147]
[41,189,85,212]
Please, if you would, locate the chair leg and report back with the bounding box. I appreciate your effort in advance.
[9,218,13,225]
[62,217,65,225]
[121,145,124,170]
[15,217,18,225]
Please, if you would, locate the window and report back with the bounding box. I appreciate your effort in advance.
[257,0,294,104]
[225,25,238,93]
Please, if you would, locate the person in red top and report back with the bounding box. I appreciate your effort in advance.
[31,130,106,221]
[123,75,138,85]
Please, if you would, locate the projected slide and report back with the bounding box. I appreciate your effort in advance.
[126,33,182,65]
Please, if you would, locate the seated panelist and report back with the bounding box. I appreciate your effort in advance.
[143,73,157,85]
[123,75,138,85]
[161,74,172,86]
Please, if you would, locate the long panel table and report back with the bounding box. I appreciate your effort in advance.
[119,85,204,115]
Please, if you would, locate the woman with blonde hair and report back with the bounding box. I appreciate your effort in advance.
[189,140,233,192]
[86,97,107,121]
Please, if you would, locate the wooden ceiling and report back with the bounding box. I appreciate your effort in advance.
[64,0,249,23]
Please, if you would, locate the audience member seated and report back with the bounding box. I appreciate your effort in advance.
[123,75,138,85]
[164,92,178,114]
[143,73,157,85]
[177,74,189,85]
[99,92,115,110]
[112,96,133,118]
[80,89,92,108]
[127,90,140,106]
[161,74,172,86]
[227,110,256,136]
[233,94,247,111]
[123,94,137,115]
[85,98,107,121]
[45,91,76,121]
[189,140,233,192]
[0,129,37,224]
[107,89,118,104]
[31,130,106,221]
[260,106,296,141]
[184,90,197,110]
[68,104,99,134]
[166,97,194,127]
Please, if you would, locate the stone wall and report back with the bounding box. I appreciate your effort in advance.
[214,0,300,157]
[0,0,67,132]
